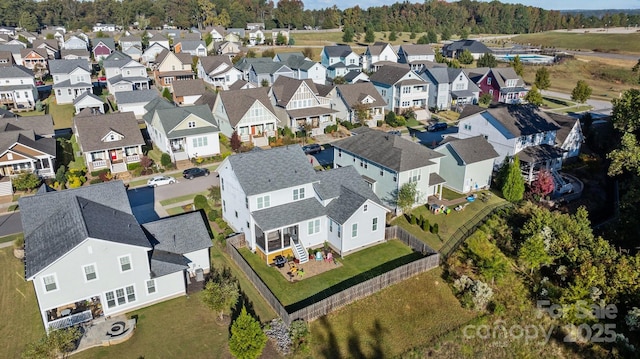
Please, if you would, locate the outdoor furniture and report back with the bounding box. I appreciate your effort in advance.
[61,308,71,317]
[429,203,441,214]
[325,252,333,263]
[315,251,323,261]
[274,255,287,268]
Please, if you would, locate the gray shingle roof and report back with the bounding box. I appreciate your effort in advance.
[142,97,176,124]
[332,127,444,172]
[336,82,387,110]
[443,39,492,54]
[61,49,91,58]
[399,44,435,58]
[271,76,318,106]
[143,211,212,254]
[103,51,133,68]
[0,65,33,78]
[74,111,144,152]
[93,37,116,50]
[250,62,290,75]
[72,91,104,106]
[217,87,277,127]
[429,172,446,186]
[150,251,189,278]
[152,105,218,138]
[369,64,422,86]
[227,145,317,196]
[0,114,54,137]
[478,104,561,138]
[171,78,205,97]
[323,45,354,58]
[252,198,326,231]
[48,59,91,74]
[518,144,566,163]
[199,55,233,73]
[113,89,160,105]
[177,40,205,52]
[548,112,578,145]
[441,136,499,165]
[20,183,151,278]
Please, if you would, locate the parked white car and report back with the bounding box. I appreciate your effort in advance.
[147,175,176,187]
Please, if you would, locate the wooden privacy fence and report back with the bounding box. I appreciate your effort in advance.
[439,202,513,259]
[226,230,439,325]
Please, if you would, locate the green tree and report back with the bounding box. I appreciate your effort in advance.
[201,274,239,320]
[276,33,287,45]
[518,234,552,274]
[332,76,346,85]
[440,28,451,41]
[365,27,375,43]
[510,55,524,76]
[288,37,295,46]
[261,49,275,58]
[260,79,269,87]
[459,28,469,39]
[397,181,418,213]
[208,185,221,205]
[231,131,242,151]
[427,30,438,44]
[342,26,354,43]
[632,58,640,84]
[274,0,304,29]
[501,156,525,203]
[457,49,474,65]
[479,93,493,107]
[193,194,210,211]
[22,327,82,359]
[476,53,498,68]
[229,306,267,359]
[12,172,41,191]
[434,51,445,63]
[160,153,172,167]
[302,47,313,59]
[571,80,592,103]
[524,85,544,106]
[534,67,551,90]
[162,87,172,102]
[417,35,429,44]
[388,30,397,41]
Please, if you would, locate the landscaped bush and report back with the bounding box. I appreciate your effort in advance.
[127,162,141,171]
[193,195,209,211]
[323,124,338,134]
[431,223,439,234]
[89,178,103,184]
[160,153,172,167]
[376,120,383,127]
[410,214,417,225]
[422,218,430,231]
[207,210,219,221]
[90,168,110,177]
[12,172,41,192]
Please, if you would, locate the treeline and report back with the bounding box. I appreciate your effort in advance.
[4,0,640,36]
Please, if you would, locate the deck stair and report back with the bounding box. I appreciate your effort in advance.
[292,240,309,264]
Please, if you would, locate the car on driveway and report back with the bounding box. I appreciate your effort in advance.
[427,122,448,132]
[183,167,210,179]
[147,175,176,187]
[302,144,322,155]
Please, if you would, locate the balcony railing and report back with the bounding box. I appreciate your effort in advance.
[47,310,92,331]
[92,160,107,168]
[126,154,140,163]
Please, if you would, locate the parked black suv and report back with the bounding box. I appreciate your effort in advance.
[302,144,322,155]
[427,122,448,132]
[182,167,210,179]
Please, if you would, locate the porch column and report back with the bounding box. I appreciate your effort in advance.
[47,157,52,172]
[438,184,442,200]
[528,162,534,183]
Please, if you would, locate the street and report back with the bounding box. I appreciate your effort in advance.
[540,89,613,117]
[0,211,22,237]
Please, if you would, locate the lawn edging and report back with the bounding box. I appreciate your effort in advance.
[225,228,439,325]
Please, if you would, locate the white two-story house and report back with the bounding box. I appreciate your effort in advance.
[321,45,360,79]
[212,87,279,147]
[49,59,92,104]
[332,127,445,211]
[274,53,327,85]
[197,55,242,90]
[369,64,429,113]
[20,181,212,332]
[103,51,150,94]
[219,145,389,265]
[327,82,387,126]
[420,67,479,111]
[397,44,436,71]
[144,99,220,162]
[0,65,38,111]
[361,42,398,72]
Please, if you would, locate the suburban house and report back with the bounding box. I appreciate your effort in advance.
[214,41,242,58]
[92,38,116,61]
[153,49,195,91]
[103,51,150,94]
[0,50,15,66]
[119,35,142,51]
[225,29,244,41]
[40,29,65,44]
[548,112,584,160]
[207,26,225,43]
[147,33,170,50]
[397,44,436,71]
[327,82,387,126]
[60,49,91,63]
[93,23,116,32]
[420,67,479,111]
[466,67,528,104]
[0,114,55,178]
[332,127,445,211]
[270,28,290,44]
[62,36,88,50]
[275,53,327,85]
[174,40,207,57]
[369,64,429,113]
[20,48,49,75]
[0,44,23,64]
[321,45,360,79]
[456,104,581,183]
[246,23,264,31]
[113,89,160,118]
[0,65,38,111]
[141,42,168,65]
[172,78,206,106]
[435,136,499,193]
[248,29,265,46]
[219,145,389,265]
[73,92,105,115]
[144,99,220,162]
[343,70,369,84]
[197,55,242,90]
[361,42,398,72]
[212,87,279,147]
[122,46,143,62]
[20,181,212,332]
[269,76,337,135]
[442,39,492,60]
[234,57,271,81]
[248,62,294,87]
[49,59,92,104]
[15,31,37,44]
[33,39,60,60]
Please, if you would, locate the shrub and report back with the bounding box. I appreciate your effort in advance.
[127,162,141,171]
[90,168,110,177]
[431,223,439,234]
[89,178,103,184]
[160,153,172,167]
[376,120,383,127]
[410,214,417,225]
[13,172,41,191]
[422,218,430,231]
[324,124,338,134]
[193,194,210,211]
[207,210,219,221]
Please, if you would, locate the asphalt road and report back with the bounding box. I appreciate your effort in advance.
[541,89,613,117]
[0,211,22,237]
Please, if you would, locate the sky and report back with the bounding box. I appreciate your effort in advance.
[304,0,640,11]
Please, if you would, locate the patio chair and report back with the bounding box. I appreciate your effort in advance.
[325,252,333,263]
[315,251,323,261]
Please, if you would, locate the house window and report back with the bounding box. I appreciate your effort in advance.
[464,124,472,131]
[364,204,368,212]
[222,200,226,212]
[119,255,132,272]
[245,197,248,208]
[110,134,115,141]
[235,210,238,218]
[381,89,386,97]
[329,219,333,232]
[221,178,224,190]
[489,89,493,96]
[105,291,116,308]
[192,136,208,148]
[372,217,378,231]
[308,219,320,235]
[116,288,126,305]
[393,175,397,182]
[83,264,97,281]
[293,188,305,200]
[188,121,196,128]
[402,101,410,107]
[246,221,250,229]
[257,195,270,209]
[146,280,156,294]
[338,149,342,157]
[409,169,421,182]
[487,77,492,85]
[7,153,12,160]
[352,223,358,238]
[402,86,411,94]
[126,285,136,302]
[57,89,61,96]
[337,224,341,238]
[42,274,57,292]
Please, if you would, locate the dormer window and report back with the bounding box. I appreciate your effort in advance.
[110,134,115,141]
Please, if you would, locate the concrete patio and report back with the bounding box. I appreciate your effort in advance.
[73,315,136,354]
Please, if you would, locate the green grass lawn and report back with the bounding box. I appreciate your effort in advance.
[18,110,46,117]
[158,191,208,207]
[541,96,575,109]
[48,100,75,130]
[68,135,86,171]
[0,248,45,358]
[405,118,421,127]
[556,105,592,114]
[239,240,418,307]
[165,206,186,215]
[391,191,506,251]
[432,110,461,123]
[310,267,477,358]
[511,31,640,53]
[0,232,23,244]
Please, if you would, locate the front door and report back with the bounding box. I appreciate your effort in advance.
[110,150,117,161]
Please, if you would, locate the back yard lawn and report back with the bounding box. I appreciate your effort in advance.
[239,240,419,307]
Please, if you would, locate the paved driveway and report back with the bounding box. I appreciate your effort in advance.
[0,211,22,237]
[409,127,459,147]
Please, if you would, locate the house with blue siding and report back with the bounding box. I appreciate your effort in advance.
[435,136,499,193]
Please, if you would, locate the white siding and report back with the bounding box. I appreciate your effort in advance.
[340,201,387,254]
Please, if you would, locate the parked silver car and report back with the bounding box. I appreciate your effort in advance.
[147,175,176,187]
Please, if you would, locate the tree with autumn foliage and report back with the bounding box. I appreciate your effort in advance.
[230,131,242,152]
[530,168,554,198]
